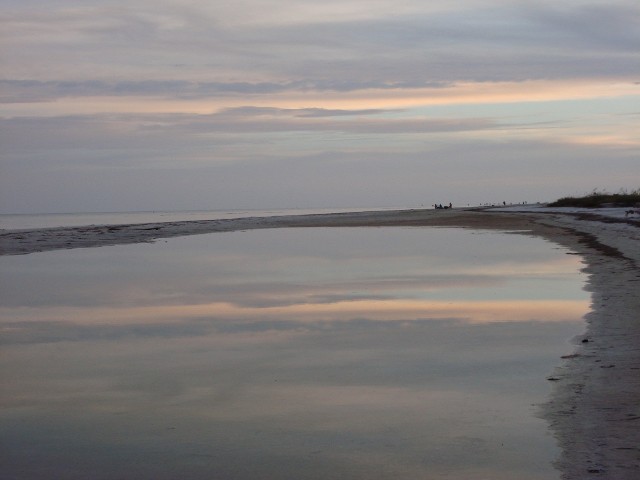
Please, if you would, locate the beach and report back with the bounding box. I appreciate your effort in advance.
[506,208,640,479]
[2,206,639,479]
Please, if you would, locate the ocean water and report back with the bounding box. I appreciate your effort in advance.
[0,207,402,231]
[0,226,589,479]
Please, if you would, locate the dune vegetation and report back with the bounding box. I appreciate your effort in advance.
[549,189,640,208]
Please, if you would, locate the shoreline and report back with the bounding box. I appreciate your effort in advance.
[2,207,639,478]
[517,210,640,479]
[4,207,627,257]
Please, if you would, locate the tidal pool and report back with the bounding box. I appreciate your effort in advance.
[0,227,589,479]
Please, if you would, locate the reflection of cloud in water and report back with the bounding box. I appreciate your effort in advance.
[0,297,586,345]
[0,272,507,308]
[0,227,589,479]
[0,227,586,310]
[2,313,578,479]
[3,316,580,410]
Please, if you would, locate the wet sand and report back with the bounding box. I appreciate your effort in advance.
[2,207,639,478]
[512,209,640,480]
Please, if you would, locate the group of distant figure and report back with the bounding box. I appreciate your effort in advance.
[432,201,530,209]
[430,202,639,216]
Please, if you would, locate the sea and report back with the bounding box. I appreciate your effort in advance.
[0,207,403,231]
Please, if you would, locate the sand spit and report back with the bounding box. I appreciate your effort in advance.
[0,208,565,256]
[0,209,508,256]
[1,207,639,478]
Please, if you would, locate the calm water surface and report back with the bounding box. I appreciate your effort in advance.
[0,207,401,231]
[0,227,589,479]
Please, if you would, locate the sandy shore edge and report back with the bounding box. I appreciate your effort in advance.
[2,207,639,478]
[517,210,640,480]
[0,207,599,256]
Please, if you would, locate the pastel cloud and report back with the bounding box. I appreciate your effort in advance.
[1,0,639,213]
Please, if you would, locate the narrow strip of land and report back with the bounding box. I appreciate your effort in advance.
[0,208,588,256]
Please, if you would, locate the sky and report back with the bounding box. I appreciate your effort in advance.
[1,0,639,213]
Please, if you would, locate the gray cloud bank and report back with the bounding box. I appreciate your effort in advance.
[3,1,639,87]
